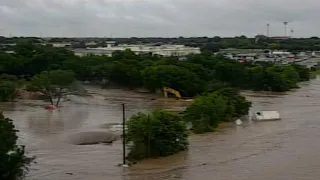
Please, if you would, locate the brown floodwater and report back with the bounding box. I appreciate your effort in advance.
[2,77,320,180]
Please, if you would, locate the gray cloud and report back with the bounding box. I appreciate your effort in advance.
[0,0,319,37]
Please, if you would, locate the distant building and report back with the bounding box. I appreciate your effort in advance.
[5,50,15,54]
[272,51,291,55]
[50,42,72,48]
[269,36,290,40]
[225,53,257,61]
[73,48,113,57]
[0,43,16,49]
[85,41,97,46]
[219,48,265,54]
[73,44,201,57]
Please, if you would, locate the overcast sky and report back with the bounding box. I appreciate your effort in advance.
[0,0,319,37]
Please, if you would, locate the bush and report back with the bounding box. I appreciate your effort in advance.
[126,110,189,162]
[0,74,24,102]
[0,113,31,179]
[0,81,17,102]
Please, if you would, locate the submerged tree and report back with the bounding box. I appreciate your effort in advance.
[183,93,229,133]
[27,70,75,107]
[183,89,251,134]
[0,113,31,179]
[126,110,189,162]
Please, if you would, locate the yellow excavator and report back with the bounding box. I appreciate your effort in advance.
[163,87,182,99]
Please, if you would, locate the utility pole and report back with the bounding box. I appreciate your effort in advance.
[122,103,126,165]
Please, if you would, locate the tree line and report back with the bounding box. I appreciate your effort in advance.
[0,43,312,102]
[2,36,320,52]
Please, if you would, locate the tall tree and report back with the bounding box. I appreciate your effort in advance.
[27,70,75,107]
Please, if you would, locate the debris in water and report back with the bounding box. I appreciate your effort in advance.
[235,119,243,126]
[117,163,129,167]
[45,105,57,110]
[252,111,281,121]
[65,131,120,145]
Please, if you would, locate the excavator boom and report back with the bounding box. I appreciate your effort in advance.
[163,87,182,99]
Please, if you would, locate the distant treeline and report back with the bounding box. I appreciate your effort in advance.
[2,36,320,52]
[0,43,313,97]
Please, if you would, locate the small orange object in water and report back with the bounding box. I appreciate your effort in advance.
[45,105,57,110]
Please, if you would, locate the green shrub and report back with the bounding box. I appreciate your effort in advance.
[0,113,31,179]
[0,81,17,102]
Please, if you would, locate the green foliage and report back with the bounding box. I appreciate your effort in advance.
[0,43,77,76]
[27,70,75,106]
[215,88,252,118]
[0,81,17,102]
[63,55,106,81]
[126,110,189,162]
[184,89,251,134]
[0,53,24,75]
[260,66,300,91]
[142,65,205,97]
[105,60,144,88]
[310,70,320,79]
[291,64,310,81]
[0,113,30,179]
[0,44,312,95]
[213,60,249,87]
[184,93,229,133]
[0,74,21,102]
[269,43,280,50]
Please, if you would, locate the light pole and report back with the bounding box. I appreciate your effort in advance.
[283,22,288,37]
[290,29,294,37]
[267,23,270,37]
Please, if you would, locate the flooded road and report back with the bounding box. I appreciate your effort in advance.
[2,78,320,180]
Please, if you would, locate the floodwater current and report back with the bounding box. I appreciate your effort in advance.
[2,77,320,180]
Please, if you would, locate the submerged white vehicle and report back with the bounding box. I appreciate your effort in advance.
[252,111,281,121]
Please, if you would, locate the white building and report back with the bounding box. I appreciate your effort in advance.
[73,49,113,57]
[224,53,257,61]
[85,41,98,46]
[272,51,291,56]
[73,44,201,57]
[50,42,72,48]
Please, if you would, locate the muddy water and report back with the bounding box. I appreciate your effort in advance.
[2,78,320,180]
